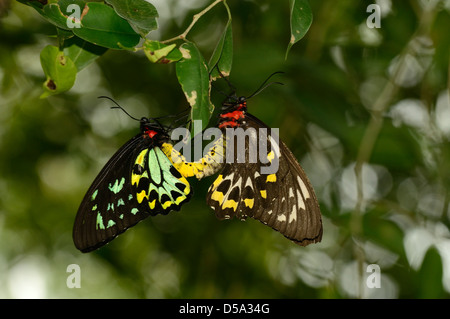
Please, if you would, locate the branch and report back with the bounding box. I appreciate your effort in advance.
[161,0,224,44]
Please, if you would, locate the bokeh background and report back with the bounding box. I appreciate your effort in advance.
[1,0,449,298]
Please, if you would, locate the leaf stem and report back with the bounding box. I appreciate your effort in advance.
[161,0,224,44]
[223,0,232,21]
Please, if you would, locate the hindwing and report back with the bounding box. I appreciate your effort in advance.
[161,135,226,180]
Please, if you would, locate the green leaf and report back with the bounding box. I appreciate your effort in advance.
[39,45,77,98]
[63,36,108,71]
[17,0,46,12]
[25,1,140,49]
[164,47,183,64]
[143,40,182,64]
[73,2,141,49]
[176,42,214,130]
[209,20,233,80]
[105,0,159,37]
[418,247,444,298]
[19,0,84,31]
[286,0,313,59]
[42,0,86,31]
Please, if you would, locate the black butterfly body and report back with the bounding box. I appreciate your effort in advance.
[206,96,323,246]
[73,118,192,253]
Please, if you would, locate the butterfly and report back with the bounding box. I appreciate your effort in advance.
[163,93,323,245]
[168,71,323,246]
[160,72,322,246]
[205,93,323,246]
[73,108,192,253]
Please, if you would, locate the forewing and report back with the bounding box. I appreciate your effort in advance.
[73,135,152,252]
[253,139,323,246]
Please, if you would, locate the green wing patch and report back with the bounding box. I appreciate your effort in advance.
[132,147,191,213]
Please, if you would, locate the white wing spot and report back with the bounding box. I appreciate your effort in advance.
[224,172,235,183]
[289,187,295,198]
[297,176,310,199]
[245,177,253,188]
[297,188,306,210]
[289,204,297,223]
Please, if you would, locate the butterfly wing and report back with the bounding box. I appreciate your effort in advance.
[73,135,191,253]
[253,138,323,245]
[133,146,192,214]
[161,135,226,180]
[206,113,322,246]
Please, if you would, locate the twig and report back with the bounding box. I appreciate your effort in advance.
[161,0,225,44]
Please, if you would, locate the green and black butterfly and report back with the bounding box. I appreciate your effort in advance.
[200,74,323,246]
[73,108,191,253]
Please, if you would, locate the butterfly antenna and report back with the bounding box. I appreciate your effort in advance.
[246,71,285,99]
[152,107,190,130]
[211,82,232,99]
[98,96,141,121]
[152,107,190,121]
[167,111,191,130]
[172,112,190,124]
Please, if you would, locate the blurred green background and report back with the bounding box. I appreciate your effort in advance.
[1,0,450,298]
